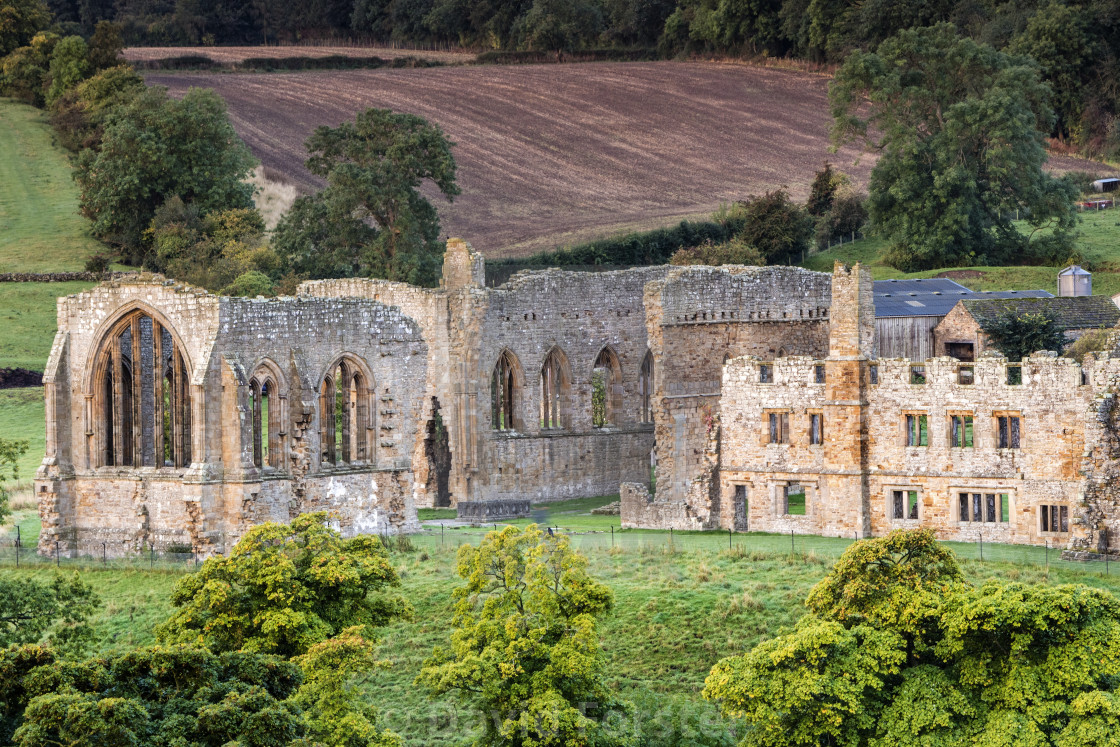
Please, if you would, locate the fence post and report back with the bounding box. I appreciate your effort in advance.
[441,523,445,547]
[978,531,983,562]
[729,528,732,550]
[15,526,20,569]
[791,530,795,555]
[102,542,106,565]
[1046,540,1049,571]
[611,525,614,548]
[150,544,154,571]
[55,540,59,567]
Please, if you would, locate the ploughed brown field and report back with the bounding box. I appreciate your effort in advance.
[124,45,475,65]
[146,61,1104,258]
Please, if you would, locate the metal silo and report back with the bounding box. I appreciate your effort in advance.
[1058,265,1092,297]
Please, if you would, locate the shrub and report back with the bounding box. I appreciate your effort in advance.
[49,64,144,151]
[1066,328,1118,362]
[984,308,1066,361]
[814,192,869,249]
[729,190,815,263]
[670,237,764,266]
[82,252,112,273]
[221,270,275,297]
[44,35,88,106]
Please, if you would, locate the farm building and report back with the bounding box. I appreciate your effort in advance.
[872,278,1050,359]
[933,295,1120,360]
[1091,177,1120,192]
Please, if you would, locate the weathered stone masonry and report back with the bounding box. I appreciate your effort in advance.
[623,262,1120,553]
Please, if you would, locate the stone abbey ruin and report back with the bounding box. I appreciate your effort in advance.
[34,240,1120,557]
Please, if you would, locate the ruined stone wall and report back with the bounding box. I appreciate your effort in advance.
[37,275,426,557]
[469,267,669,502]
[622,266,832,530]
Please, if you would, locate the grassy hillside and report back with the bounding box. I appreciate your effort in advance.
[0,388,45,485]
[0,100,104,273]
[803,208,1120,296]
[0,280,95,370]
[2,533,1119,745]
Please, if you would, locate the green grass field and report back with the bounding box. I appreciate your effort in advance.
[0,100,105,273]
[0,280,94,370]
[0,388,45,485]
[803,209,1120,296]
[3,526,1120,745]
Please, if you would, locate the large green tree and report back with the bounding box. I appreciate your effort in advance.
[0,572,99,657]
[703,530,1120,746]
[418,524,634,746]
[74,85,256,262]
[156,512,411,658]
[0,436,27,523]
[273,107,459,287]
[830,23,1079,271]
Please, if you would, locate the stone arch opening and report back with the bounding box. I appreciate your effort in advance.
[491,349,523,431]
[639,350,654,424]
[591,346,623,427]
[540,346,571,430]
[424,397,452,507]
[249,361,285,470]
[91,308,191,468]
[320,355,372,466]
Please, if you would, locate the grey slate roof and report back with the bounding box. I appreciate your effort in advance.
[874,278,971,294]
[873,287,1053,318]
[960,295,1120,332]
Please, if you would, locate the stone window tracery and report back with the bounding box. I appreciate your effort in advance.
[591,347,622,428]
[249,366,284,470]
[92,309,191,468]
[320,357,370,466]
[540,347,571,430]
[491,350,522,431]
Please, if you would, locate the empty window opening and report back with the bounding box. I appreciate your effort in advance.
[1007,365,1023,385]
[910,365,926,385]
[892,490,919,520]
[638,350,654,424]
[809,413,823,445]
[94,310,190,468]
[768,412,790,444]
[320,357,369,466]
[784,484,806,515]
[1040,504,1069,533]
[540,347,571,429]
[958,492,1010,523]
[950,414,974,448]
[869,364,879,385]
[591,347,622,428]
[958,365,975,385]
[997,415,1021,449]
[946,342,975,362]
[491,350,521,431]
[814,365,826,384]
[249,372,282,470]
[905,414,929,447]
[759,364,773,383]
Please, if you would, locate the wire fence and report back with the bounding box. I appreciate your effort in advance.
[2,521,1117,579]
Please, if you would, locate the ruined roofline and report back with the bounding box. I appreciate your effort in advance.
[61,272,215,301]
[494,263,674,290]
[664,263,830,281]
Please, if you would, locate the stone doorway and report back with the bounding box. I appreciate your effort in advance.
[733,484,748,531]
[425,398,452,507]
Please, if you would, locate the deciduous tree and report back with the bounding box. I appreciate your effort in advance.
[0,436,27,523]
[830,23,1079,271]
[983,307,1066,362]
[0,573,100,657]
[156,512,411,658]
[418,524,634,746]
[0,0,50,57]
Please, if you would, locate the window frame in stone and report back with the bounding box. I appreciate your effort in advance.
[956,490,1011,524]
[248,361,285,471]
[813,364,826,384]
[869,364,879,386]
[320,355,372,468]
[890,488,920,520]
[1007,364,1023,386]
[732,483,749,531]
[1039,503,1070,534]
[539,346,572,430]
[638,350,654,424]
[910,365,927,385]
[949,412,974,448]
[783,482,806,516]
[759,364,773,384]
[904,413,929,447]
[995,412,1021,449]
[90,308,192,470]
[591,346,623,428]
[766,411,790,445]
[808,412,824,445]
[957,365,975,386]
[491,349,523,432]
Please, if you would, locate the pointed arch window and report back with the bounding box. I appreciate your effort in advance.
[540,347,571,430]
[491,350,522,431]
[93,310,190,468]
[639,351,654,424]
[591,347,622,427]
[320,357,370,466]
[249,367,284,470]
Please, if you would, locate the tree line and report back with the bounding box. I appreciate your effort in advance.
[31,0,1120,159]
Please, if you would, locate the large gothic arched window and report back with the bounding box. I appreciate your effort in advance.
[540,347,571,430]
[249,365,284,470]
[491,349,522,431]
[93,309,191,468]
[320,357,370,466]
[591,347,622,427]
